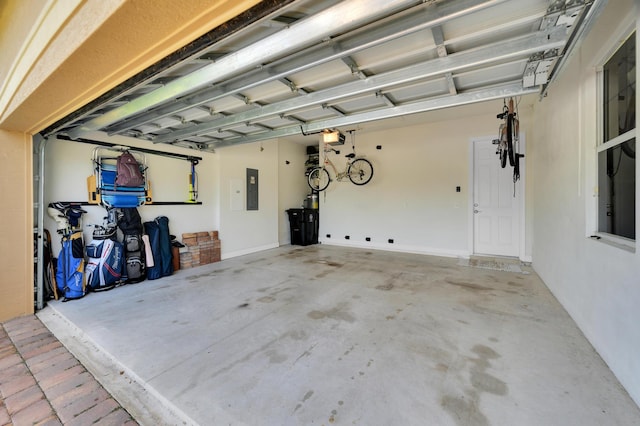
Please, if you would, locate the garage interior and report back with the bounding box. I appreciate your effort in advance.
[1,0,639,424]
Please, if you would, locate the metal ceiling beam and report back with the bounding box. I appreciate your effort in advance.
[281,114,306,125]
[376,90,396,107]
[342,56,367,79]
[153,26,568,144]
[41,0,296,138]
[232,93,267,108]
[322,103,347,117]
[278,78,303,94]
[68,0,421,138]
[431,26,457,95]
[205,82,539,149]
[102,0,506,136]
[444,11,546,47]
[251,123,274,131]
[226,129,246,137]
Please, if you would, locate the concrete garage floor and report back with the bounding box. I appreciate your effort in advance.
[38,245,640,425]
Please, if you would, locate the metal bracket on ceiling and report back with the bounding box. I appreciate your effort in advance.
[521,0,595,90]
[522,48,561,88]
[538,0,604,99]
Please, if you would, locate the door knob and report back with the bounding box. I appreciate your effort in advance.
[474,209,481,213]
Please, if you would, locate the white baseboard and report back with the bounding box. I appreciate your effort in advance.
[318,238,469,259]
[221,242,279,260]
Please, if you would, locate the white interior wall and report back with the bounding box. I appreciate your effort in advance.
[530,0,640,406]
[44,133,217,254]
[45,105,537,262]
[216,139,280,258]
[45,133,310,261]
[318,104,534,260]
[277,139,312,245]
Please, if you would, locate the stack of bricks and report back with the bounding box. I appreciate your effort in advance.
[180,231,221,269]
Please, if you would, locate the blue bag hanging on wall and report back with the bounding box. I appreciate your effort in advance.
[56,231,86,300]
[156,216,173,277]
[144,216,173,280]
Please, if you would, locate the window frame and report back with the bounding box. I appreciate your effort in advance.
[594,28,637,251]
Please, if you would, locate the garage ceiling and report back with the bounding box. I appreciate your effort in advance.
[45,0,603,152]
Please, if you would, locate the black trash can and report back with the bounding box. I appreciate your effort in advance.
[287,208,319,246]
[287,209,304,245]
[302,208,319,245]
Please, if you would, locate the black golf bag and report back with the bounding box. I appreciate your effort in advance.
[117,207,146,283]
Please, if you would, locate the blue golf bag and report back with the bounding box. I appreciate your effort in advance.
[55,231,86,300]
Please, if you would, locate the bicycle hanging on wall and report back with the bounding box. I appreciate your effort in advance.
[307,130,373,191]
[494,97,524,193]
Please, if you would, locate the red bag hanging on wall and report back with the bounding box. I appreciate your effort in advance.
[115,151,144,187]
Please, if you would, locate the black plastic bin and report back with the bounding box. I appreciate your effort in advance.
[287,208,319,246]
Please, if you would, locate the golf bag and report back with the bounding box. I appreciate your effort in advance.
[118,207,146,283]
[85,238,124,291]
[55,231,86,300]
[48,203,87,301]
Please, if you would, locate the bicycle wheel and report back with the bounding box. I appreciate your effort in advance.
[348,158,373,185]
[308,167,331,191]
[506,113,515,166]
[498,124,507,168]
[500,148,507,168]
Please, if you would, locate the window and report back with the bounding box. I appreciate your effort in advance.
[598,32,636,241]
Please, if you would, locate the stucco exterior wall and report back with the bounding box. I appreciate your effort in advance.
[0,129,33,320]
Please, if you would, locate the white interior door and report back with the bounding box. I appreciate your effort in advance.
[473,137,521,257]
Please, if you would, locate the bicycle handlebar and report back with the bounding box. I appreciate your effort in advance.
[324,146,340,154]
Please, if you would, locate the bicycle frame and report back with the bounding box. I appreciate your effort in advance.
[320,145,356,181]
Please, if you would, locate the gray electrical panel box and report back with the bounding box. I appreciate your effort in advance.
[246,168,258,210]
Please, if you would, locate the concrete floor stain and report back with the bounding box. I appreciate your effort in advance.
[307,304,355,323]
[471,371,507,395]
[436,363,449,373]
[265,349,287,364]
[305,258,344,268]
[442,343,507,425]
[185,268,228,280]
[445,278,493,291]
[441,394,489,426]
[376,281,394,291]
